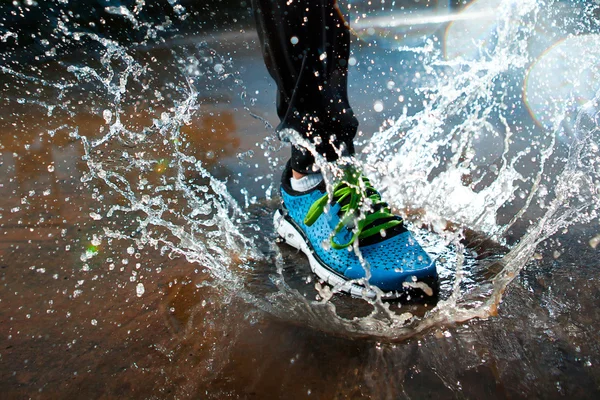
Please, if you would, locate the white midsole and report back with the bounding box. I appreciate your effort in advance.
[274,210,400,299]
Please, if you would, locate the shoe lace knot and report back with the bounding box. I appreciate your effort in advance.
[303,171,403,249]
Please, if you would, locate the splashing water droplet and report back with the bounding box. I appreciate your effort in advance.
[136,283,145,297]
[589,234,600,249]
[102,109,112,124]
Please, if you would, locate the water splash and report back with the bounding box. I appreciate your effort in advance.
[72,40,262,302]
[248,0,600,338]
[2,0,599,342]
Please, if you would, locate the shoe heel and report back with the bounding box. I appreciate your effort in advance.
[274,210,303,250]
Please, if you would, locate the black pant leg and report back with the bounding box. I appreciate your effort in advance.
[251,0,358,174]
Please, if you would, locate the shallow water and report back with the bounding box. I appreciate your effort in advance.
[1,0,600,398]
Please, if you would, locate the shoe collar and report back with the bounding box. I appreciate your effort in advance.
[280,160,326,196]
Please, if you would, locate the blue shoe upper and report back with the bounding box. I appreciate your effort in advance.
[281,178,437,292]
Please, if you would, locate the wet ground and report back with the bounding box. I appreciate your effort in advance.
[2,1,600,399]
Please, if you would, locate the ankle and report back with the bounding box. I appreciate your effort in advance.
[292,169,306,180]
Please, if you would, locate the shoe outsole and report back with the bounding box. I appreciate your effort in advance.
[274,210,438,300]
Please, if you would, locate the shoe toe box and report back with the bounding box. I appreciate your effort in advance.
[344,231,437,292]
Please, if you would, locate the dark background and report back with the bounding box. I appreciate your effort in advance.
[0,0,473,65]
[0,0,254,64]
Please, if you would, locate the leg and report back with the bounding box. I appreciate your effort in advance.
[258,1,438,297]
[251,0,358,174]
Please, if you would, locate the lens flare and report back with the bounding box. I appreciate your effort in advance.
[524,34,600,129]
[349,0,452,49]
[444,0,501,60]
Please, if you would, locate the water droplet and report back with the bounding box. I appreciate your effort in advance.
[589,234,600,249]
[89,212,102,220]
[102,109,112,124]
[290,36,299,45]
[173,4,186,15]
[136,283,145,297]
[374,101,384,112]
[553,250,561,259]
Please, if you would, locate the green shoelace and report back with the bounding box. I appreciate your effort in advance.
[303,171,403,250]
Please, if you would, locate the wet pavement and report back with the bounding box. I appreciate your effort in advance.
[2,1,600,399]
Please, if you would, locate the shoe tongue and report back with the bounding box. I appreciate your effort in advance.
[358,218,407,247]
[326,180,407,246]
[330,182,385,212]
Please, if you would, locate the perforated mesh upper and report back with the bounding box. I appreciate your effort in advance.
[281,185,436,291]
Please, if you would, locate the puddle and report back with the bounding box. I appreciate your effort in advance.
[1,0,600,398]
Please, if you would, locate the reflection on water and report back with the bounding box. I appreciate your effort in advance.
[1,0,600,398]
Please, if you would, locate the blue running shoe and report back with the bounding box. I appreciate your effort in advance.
[274,162,438,299]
